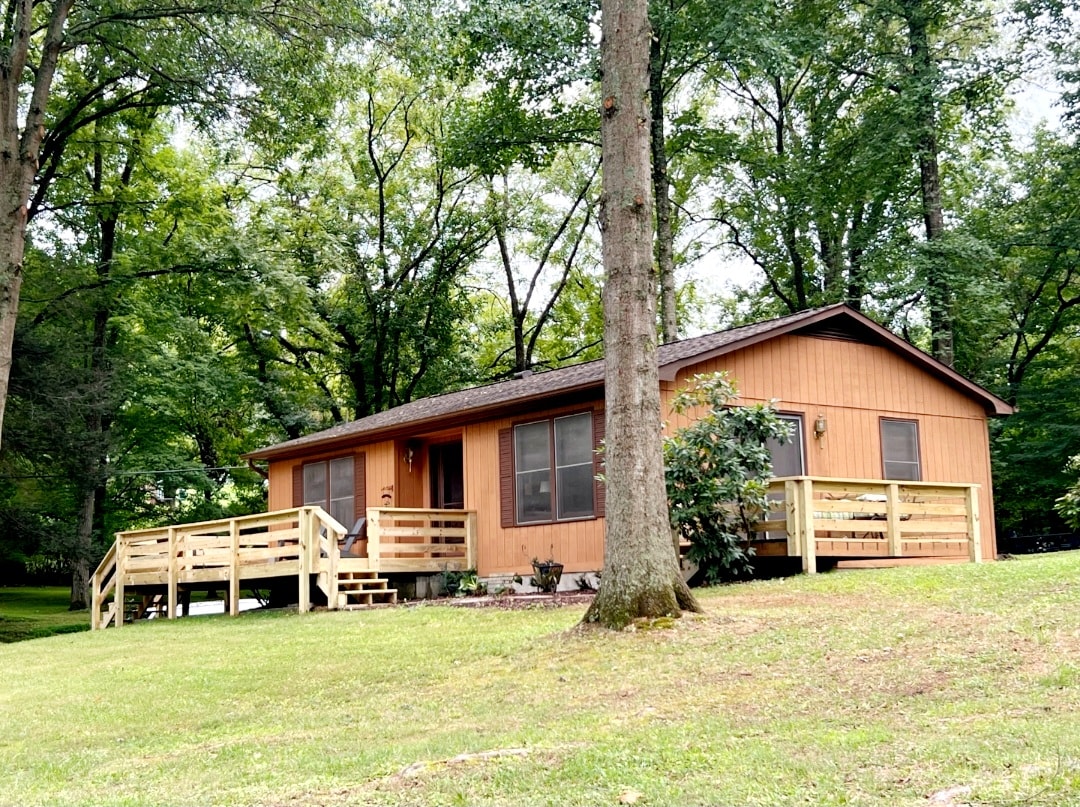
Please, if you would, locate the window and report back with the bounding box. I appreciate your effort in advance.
[881,419,921,480]
[303,456,355,526]
[766,414,805,477]
[513,412,595,524]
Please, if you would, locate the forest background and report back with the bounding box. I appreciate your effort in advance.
[3,0,1080,605]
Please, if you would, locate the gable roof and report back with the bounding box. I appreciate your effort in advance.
[245,304,1013,461]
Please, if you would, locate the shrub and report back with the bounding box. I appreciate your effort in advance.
[664,372,792,582]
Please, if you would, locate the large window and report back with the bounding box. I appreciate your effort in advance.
[303,456,355,526]
[514,412,595,524]
[881,419,921,480]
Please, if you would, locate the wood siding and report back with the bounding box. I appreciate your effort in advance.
[664,335,998,560]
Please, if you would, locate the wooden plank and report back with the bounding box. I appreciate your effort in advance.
[376,526,469,538]
[379,542,467,554]
[367,508,382,573]
[813,499,887,515]
[812,519,883,533]
[229,520,240,617]
[466,511,478,570]
[325,530,339,612]
[836,557,968,569]
[755,519,788,532]
[897,502,967,516]
[965,485,982,563]
[235,545,302,563]
[898,483,979,498]
[816,541,887,557]
[898,521,971,535]
[886,483,901,557]
[298,509,310,614]
[377,558,469,573]
[748,540,789,557]
[167,527,178,620]
[800,478,816,574]
[900,537,969,545]
[785,479,799,556]
[371,507,471,517]
[114,537,128,629]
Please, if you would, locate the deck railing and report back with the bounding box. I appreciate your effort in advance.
[366,507,478,573]
[91,507,348,629]
[91,506,479,628]
[757,476,981,573]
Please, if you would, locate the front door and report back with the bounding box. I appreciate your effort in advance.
[430,441,464,510]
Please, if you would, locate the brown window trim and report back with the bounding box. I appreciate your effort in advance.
[292,452,366,529]
[500,408,605,528]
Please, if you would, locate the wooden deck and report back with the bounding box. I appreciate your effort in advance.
[752,476,982,573]
[91,506,478,629]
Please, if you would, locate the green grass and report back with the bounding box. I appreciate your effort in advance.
[0,587,89,643]
[1,553,1079,806]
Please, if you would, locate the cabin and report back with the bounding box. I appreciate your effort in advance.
[91,304,1013,628]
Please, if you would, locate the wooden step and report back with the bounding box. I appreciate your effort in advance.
[339,578,390,590]
[337,588,398,607]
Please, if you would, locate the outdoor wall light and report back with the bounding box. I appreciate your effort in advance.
[814,414,828,439]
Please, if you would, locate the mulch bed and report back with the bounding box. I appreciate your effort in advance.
[418,591,596,610]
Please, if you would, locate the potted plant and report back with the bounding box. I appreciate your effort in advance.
[530,556,563,593]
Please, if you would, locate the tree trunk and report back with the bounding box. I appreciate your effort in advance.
[904,0,953,367]
[584,0,700,629]
[70,488,95,610]
[649,34,678,343]
[0,0,74,447]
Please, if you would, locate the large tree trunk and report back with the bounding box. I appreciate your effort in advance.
[649,34,678,344]
[0,0,74,446]
[583,0,700,629]
[904,0,953,367]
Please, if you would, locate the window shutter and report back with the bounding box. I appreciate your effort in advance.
[499,428,515,528]
[292,464,304,507]
[593,408,606,518]
[355,452,367,517]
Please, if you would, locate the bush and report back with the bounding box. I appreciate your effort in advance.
[664,372,792,583]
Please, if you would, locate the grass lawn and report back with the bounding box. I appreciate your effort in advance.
[0,586,89,643]
[1,553,1078,806]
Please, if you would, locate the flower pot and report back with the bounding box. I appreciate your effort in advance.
[531,561,564,593]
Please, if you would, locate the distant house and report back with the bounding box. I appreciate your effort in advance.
[92,304,1014,627]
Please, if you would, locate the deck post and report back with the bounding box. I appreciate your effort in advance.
[367,508,381,573]
[466,510,478,569]
[114,535,126,628]
[167,527,178,620]
[785,480,800,557]
[229,518,241,617]
[326,517,340,610]
[886,483,902,558]
[298,508,311,614]
[799,478,816,574]
[965,485,982,563]
[90,554,103,631]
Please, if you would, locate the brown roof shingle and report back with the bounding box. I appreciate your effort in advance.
[245,303,1011,460]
